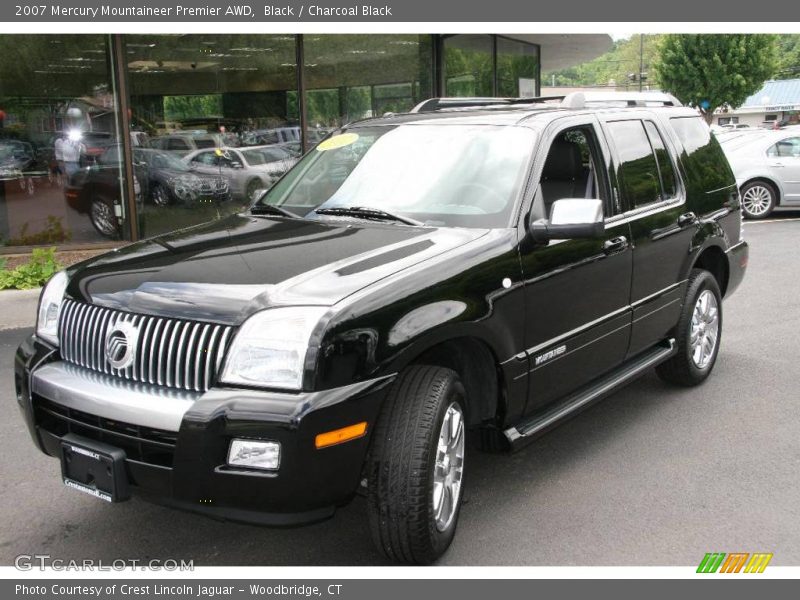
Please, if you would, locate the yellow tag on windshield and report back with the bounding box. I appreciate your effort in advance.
[317,133,359,152]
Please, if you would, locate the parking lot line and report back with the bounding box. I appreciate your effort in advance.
[745,217,800,224]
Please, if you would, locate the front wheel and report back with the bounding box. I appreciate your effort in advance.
[366,365,466,564]
[246,178,264,202]
[90,196,120,239]
[656,269,722,386]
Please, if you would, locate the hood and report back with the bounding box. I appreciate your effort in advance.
[66,213,488,325]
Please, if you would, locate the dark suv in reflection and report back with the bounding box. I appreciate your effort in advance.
[17,93,748,564]
[65,146,230,238]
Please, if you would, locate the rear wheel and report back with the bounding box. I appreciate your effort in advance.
[656,269,722,386]
[741,180,776,219]
[366,365,466,564]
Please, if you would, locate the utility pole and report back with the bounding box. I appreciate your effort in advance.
[639,34,644,92]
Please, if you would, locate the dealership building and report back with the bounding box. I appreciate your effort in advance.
[0,34,611,249]
[714,79,800,128]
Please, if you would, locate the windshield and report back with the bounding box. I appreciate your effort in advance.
[256,124,535,228]
[149,151,190,171]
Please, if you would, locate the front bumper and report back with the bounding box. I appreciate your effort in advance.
[15,335,393,526]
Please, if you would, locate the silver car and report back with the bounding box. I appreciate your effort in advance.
[183,145,298,201]
[720,129,800,219]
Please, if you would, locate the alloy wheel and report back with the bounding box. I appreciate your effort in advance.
[689,289,719,369]
[432,402,465,532]
[742,185,773,217]
[91,200,117,237]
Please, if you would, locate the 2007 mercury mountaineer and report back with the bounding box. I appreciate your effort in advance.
[16,92,748,564]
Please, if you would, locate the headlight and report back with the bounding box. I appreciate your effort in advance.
[36,270,69,346]
[220,306,328,390]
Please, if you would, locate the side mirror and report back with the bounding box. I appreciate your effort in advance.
[230,161,244,169]
[530,198,605,243]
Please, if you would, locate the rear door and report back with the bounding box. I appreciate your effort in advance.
[519,115,633,414]
[600,114,693,358]
[767,136,800,201]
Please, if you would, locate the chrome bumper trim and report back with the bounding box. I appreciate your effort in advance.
[31,362,199,432]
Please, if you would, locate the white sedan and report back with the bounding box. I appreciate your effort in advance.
[720,129,800,219]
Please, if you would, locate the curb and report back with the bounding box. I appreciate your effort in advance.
[0,288,41,330]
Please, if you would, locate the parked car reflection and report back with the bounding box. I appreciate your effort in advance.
[133,148,230,207]
[183,145,298,201]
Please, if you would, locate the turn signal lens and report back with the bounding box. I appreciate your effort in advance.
[315,422,367,449]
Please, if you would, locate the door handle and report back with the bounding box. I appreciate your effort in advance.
[770,163,785,168]
[677,211,697,227]
[602,235,628,255]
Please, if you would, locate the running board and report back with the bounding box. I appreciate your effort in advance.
[504,339,676,451]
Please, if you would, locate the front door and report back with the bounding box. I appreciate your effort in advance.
[519,117,633,414]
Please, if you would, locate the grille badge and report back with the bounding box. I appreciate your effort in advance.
[105,321,140,370]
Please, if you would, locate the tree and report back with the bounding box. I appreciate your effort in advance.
[543,35,663,89]
[654,34,779,123]
[776,35,800,80]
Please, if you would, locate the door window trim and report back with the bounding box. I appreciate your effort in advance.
[600,115,687,226]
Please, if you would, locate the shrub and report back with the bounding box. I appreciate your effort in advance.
[0,247,62,290]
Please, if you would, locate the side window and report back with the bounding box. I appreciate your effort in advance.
[535,124,609,221]
[643,121,677,199]
[606,120,662,209]
[767,137,800,157]
[191,151,215,166]
[167,138,189,151]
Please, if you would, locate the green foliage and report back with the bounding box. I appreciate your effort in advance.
[776,35,800,80]
[0,247,62,290]
[6,216,71,246]
[164,94,223,121]
[544,35,663,89]
[654,34,779,122]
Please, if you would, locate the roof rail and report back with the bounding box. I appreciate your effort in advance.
[410,96,565,113]
[560,91,683,109]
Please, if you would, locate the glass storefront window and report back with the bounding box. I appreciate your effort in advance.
[303,35,433,148]
[497,37,539,98]
[0,35,125,246]
[125,34,299,238]
[443,35,493,97]
[0,34,542,249]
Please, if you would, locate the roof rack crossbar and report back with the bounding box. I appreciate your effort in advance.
[560,91,683,110]
[410,96,565,113]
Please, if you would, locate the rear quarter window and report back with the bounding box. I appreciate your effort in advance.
[668,116,736,193]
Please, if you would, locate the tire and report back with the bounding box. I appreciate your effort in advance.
[90,196,120,239]
[151,182,171,207]
[656,269,722,386]
[246,178,264,202]
[366,365,467,564]
[740,180,776,219]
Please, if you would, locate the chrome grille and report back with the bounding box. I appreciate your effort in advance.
[58,299,234,392]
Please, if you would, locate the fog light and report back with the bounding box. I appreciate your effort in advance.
[227,439,281,470]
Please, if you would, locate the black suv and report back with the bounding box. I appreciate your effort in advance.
[16,92,748,564]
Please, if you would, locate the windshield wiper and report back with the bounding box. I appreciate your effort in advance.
[315,206,424,226]
[249,204,299,219]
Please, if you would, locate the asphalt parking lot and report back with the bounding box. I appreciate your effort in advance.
[1,214,799,566]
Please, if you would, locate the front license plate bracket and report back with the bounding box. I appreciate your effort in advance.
[60,433,130,502]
